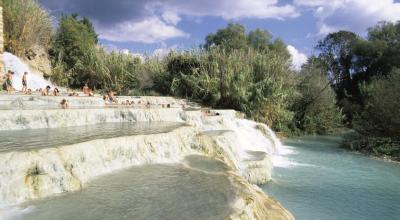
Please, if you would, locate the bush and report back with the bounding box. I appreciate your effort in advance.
[292,58,344,134]
[3,0,52,57]
[354,69,400,138]
[343,69,400,159]
[153,47,296,132]
[343,133,400,159]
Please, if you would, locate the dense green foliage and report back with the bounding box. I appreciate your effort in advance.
[2,1,344,136]
[50,15,141,92]
[205,23,290,59]
[292,58,343,134]
[316,22,400,159]
[343,70,400,159]
[51,14,98,88]
[3,0,52,57]
[4,0,399,159]
[153,48,297,132]
[48,19,342,134]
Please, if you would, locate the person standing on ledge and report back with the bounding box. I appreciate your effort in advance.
[22,72,28,94]
[5,71,14,94]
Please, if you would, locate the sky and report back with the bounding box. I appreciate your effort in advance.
[38,0,400,70]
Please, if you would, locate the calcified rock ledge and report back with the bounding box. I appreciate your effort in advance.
[0,96,294,220]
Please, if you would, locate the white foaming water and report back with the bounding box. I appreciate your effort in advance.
[1,206,34,220]
[272,145,315,168]
[272,156,303,168]
[249,125,305,169]
[183,110,282,184]
[3,52,53,90]
[0,107,286,212]
[277,145,298,156]
[225,118,277,158]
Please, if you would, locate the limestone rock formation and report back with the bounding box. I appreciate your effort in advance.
[0,96,294,220]
[24,45,52,77]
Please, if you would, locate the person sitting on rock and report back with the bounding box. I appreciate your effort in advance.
[22,72,28,93]
[41,85,51,96]
[104,90,117,104]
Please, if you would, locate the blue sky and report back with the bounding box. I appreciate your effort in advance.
[39,0,400,69]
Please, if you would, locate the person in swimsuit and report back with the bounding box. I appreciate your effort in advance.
[82,83,90,95]
[22,72,28,93]
[53,87,60,96]
[41,85,51,96]
[106,90,119,104]
[60,99,69,109]
[5,71,14,94]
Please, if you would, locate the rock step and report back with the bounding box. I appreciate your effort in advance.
[0,121,185,153]
[0,108,187,131]
[0,126,197,206]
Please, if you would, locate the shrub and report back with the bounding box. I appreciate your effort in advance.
[3,0,53,57]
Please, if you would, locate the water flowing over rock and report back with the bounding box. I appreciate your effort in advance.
[0,96,293,220]
[3,52,53,90]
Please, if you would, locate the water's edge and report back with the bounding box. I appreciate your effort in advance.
[263,135,400,220]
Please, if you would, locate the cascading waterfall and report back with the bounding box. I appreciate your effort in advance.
[3,52,53,90]
[0,96,294,220]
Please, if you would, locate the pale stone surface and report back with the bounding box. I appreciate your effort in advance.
[0,96,293,220]
[23,45,52,77]
[0,126,197,206]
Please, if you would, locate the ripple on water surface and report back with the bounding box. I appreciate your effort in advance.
[12,155,237,220]
[263,135,400,220]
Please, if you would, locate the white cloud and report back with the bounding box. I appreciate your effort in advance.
[295,0,400,36]
[153,44,179,58]
[98,17,189,43]
[121,49,130,55]
[159,0,299,20]
[287,45,308,71]
[94,0,300,43]
[317,23,340,36]
[162,11,181,25]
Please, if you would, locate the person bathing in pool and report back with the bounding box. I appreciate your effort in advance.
[41,85,51,96]
[82,83,94,96]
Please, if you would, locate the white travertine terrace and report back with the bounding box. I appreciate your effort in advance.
[0,95,293,220]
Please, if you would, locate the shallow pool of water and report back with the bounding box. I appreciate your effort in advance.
[10,155,235,220]
[0,122,185,152]
[263,135,400,220]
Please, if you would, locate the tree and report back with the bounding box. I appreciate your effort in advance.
[316,31,359,100]
[247,29,272,51]
[204,23,247,51]
[353,21,400,80]
[80,16,99,44]
[344,69,400,158]
[51,14,98,88]
[355,69,400,138]
[293,57,343,134]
